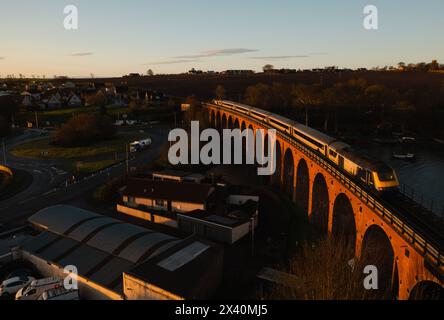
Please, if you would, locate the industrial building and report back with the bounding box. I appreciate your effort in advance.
[16,205,223,300]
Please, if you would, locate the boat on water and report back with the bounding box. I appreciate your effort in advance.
[393,152,416,160]
[400,136,416,143]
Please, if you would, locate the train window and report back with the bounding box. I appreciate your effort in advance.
[329,150,337,158]
[293,130,323,149]
[357,168,366,182]
[378,170,395,182]
[368,171,375,186]
[269,118,289,130]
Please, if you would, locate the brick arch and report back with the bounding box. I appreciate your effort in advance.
[283,149,295,196]
[360,224,397,299]
[409,280,444,300]
[234,118,240,129]
[228,115,233,129]
[272,140,282,186]
[241,121,246,132]
[332,193,356,256]
[311,173,329,233]
[215,111,221,129]
[221,113,228,129]
[209,110,216,126]
[295,158,310,214]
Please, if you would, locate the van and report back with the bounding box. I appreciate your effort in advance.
[15,277,63,300]
[37,287,79,300]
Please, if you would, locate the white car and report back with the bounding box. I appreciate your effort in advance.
[0,276,35,297]
[15,277,63,300]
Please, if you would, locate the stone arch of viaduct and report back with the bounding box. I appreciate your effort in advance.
[208,106,444,300]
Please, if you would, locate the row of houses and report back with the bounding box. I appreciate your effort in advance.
[14,80,167,110]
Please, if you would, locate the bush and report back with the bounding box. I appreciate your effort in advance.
[53,113,116,147]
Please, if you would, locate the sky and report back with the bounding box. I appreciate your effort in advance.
[0,0,443,77]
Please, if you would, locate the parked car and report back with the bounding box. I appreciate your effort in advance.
[37,287,79,301]
[5,268,34,280]
[0,276,35,297]
[15,277,63,300]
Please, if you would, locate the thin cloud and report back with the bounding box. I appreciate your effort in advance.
[0,57,5,60]
[150,59,202,65]
[70,52,94,57]
[175,48,258,59]
[249,55,310,60]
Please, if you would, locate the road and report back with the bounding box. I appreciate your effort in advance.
[0,126,170,226]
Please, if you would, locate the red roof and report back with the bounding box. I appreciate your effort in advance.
[122,178,214,204]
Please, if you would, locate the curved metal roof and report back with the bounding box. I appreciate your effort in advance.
[28,205,179,264]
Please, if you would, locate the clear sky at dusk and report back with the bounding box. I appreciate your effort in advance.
[0,0,443,77]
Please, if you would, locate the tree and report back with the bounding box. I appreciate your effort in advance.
[292,84,321,126]
[54,113,116,147]
[244,83,272,109]
[147,69,154,76]
[214,85,226,99]
[263,64,274,73]
[265,235,391,300]
[182,96,208,128]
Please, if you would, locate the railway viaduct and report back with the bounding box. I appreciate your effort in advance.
[205,102,444,300]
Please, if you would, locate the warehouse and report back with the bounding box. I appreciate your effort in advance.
[18,205,223,300]
[123,237,223,300]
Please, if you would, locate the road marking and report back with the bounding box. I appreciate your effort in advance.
[43,189,57,196]
[19,197,36,204]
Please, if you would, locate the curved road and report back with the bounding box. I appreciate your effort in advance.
[0,126,169,226]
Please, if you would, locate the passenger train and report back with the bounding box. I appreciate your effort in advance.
[213,100,400,193]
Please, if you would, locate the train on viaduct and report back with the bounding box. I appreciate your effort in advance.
[204,100,444,300]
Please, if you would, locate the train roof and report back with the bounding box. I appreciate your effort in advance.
[329,141,351,151]
[293,122,337,145]
[339,148,393,172]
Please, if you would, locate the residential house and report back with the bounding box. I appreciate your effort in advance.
[117,178,216,228]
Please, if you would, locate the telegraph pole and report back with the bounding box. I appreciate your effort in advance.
[34,111,39,129]
[126,143,129,175]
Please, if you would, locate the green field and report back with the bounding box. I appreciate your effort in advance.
[60,159,121,174]
[10,132,150,160]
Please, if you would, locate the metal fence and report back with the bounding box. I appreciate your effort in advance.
[400,184,444,221]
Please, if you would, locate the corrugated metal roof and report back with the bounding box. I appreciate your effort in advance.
[68,217,116,241]
[30,205,97,234]
[87,223,148,254]
[23,206,187,295]
[118,233,177,263]
[28,206,179,264]
[157,242,210,272]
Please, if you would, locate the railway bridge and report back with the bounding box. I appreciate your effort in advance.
[205,101,444,300]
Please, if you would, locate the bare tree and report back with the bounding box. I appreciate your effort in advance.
[264,235,387,300]
[214,85,226,99]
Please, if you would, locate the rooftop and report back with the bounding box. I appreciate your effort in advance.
[125,236,223,299]
[122,178,215,204]
[24,205,182,294]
